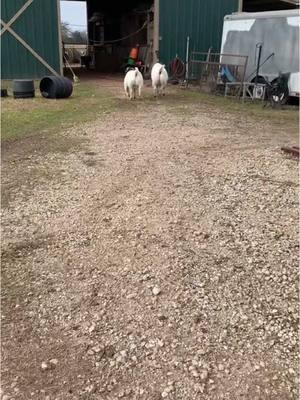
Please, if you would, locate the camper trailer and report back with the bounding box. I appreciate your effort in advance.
[220,9,300,100]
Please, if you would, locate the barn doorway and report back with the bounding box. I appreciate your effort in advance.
[60,0,156,77]
[60,1,88,69]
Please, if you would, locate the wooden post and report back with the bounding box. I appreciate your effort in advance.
[57,0,63,75]
[153,0,159,63]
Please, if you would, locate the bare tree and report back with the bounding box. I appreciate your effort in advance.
[61,21,87,44]
[61,21,73,42]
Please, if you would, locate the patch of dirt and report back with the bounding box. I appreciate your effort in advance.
[1,131,85,208]
[1,80,299,400]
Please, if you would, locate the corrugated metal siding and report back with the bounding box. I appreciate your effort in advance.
[1,0,61,79]
[159,0,239,65]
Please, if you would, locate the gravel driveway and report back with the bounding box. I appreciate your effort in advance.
[1,80,299,400]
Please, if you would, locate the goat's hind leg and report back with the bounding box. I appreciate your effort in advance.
[129,87,134,100]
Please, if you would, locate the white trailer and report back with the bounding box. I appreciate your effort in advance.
[220,9,300,98]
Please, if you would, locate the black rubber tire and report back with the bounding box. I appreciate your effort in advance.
[1,89,8,97]
[39,76,73,99]
[14,91,35,99]
[269,78,289,106]
[13,79,35,99]
[248,76,268,99]
[251,76,267,85]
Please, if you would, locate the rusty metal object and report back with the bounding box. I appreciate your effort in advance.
[281,146,300,158]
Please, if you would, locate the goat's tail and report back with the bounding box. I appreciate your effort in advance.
[159,65,165,75]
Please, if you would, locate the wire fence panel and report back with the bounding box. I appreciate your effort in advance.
[188,51,248,94]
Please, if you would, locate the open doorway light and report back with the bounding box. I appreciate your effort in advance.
[60,0,88,71]
[60,1,87,44]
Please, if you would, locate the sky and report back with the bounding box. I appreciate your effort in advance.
[60,1,87,31]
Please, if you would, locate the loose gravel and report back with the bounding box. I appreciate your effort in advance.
[1,82,299,400]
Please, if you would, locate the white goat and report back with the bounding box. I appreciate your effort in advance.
[151,63,168,96]
[124,67,143,100]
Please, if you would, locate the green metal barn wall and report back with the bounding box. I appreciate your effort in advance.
[159,0,239,65]
[1,0,61,79]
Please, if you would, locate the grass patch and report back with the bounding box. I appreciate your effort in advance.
[168,87,299,125]
[1,82,116,207]
[2,81,298,141]
[1,82,116,141]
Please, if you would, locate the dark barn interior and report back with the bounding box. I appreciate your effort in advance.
[84,0,153,72]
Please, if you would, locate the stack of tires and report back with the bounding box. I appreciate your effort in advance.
[39,76,73,99]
